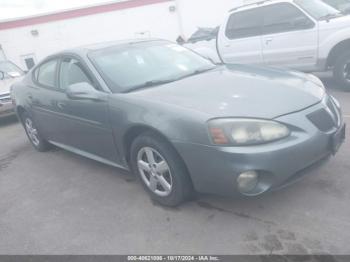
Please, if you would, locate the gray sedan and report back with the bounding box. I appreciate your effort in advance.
[11,39,346,206]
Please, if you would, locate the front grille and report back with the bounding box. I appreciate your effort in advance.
[307,109,335,132]
[307,97,341,132]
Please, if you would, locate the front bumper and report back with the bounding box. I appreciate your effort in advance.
[0,95,15,118]
[173,100,345,197]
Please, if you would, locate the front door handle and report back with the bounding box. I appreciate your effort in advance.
[265,38,273,45]
[28,93,33,101]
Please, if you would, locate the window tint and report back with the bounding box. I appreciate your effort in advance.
[263,3,314,34]
[59,58,92,90]
[225,9,262,39]
[37,60,58,88]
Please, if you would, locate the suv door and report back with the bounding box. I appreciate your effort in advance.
[261,3,318,71]
[56,56,119,164]
[218,8,264,64]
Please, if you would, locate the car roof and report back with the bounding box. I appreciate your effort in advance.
[48,38,168,58]
[230,0,295,13]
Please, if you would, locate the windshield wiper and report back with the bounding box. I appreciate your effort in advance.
[181,67,216,78]
[124,79,177,93]
[319,13,343,20]
[124,66,217,93]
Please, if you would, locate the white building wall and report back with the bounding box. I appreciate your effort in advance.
[0,46,6,61]
[0,1,179,69]
[0,0,251,69]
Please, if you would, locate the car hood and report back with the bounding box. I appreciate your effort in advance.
[319,14,350,29]
[130,65,325,119]
[0,77,23,96]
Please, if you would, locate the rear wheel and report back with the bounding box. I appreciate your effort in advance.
[22,112,51,152]
[130,132,193,206]
[333,51,350,91]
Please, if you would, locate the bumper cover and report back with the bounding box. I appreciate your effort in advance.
[173,102,345,197]
[0,100,14,117]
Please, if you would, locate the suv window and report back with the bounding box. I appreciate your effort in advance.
[225,9,263,39]
[59,58,92,90]
[263,3,314,34]
[36,59,58,88]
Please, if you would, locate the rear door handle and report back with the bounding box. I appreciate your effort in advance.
[56,102,66,110]
[57,102,66,110]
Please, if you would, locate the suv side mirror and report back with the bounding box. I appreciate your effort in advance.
[0,71,4,80]
[66,82,105,101]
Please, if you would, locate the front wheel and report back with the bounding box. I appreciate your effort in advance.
[22,112,51,152]
[333,51,350,91]
[130,133,193,207]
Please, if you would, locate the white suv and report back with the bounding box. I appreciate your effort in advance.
[191,0,350,90]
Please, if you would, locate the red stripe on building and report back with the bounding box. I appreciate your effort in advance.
[0,0,173,31]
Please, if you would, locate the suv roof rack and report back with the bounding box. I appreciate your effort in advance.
[229,0,276,12]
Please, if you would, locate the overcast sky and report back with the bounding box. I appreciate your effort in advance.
[0,0,115,20]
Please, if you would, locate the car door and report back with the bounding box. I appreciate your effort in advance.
[218,8,264,64]
[29,58,71,145]
[261,3,318,71]
[55,56,119,164]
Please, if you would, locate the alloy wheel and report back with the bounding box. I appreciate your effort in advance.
[25,118,40,147]
[344,62,350,83]
[137,147,173,197]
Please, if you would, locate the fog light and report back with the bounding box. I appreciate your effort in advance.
[237,171,258,194]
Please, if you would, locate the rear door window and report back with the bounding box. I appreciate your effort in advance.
[36,59,58,88]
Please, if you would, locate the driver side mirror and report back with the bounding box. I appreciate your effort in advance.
[66,82,105,101]
[0,71,4,80]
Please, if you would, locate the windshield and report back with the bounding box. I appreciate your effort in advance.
[89,41,216,92]
[323,0,350,13]
[294,0,341,19]
[0,61,24,79]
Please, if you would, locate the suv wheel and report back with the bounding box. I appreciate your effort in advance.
[130,133,193,206]
[333,51,350,91]
[22,112,51,152]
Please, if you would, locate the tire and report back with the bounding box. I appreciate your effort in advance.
[130,132,193,207]
[21,112,51,152]
[333,51,350,91]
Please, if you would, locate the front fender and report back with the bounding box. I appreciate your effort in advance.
[107,95,211,162]
[319,28,350,59]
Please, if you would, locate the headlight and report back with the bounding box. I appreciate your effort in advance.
[208,119,290,146]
